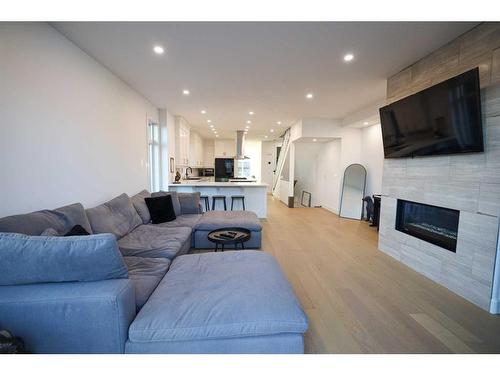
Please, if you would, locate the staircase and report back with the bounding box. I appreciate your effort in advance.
[272,128,291,196]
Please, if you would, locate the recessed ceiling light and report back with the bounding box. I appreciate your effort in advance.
[182,89,190,96]
[270,129,274,133]
[276,121,282,125]
[207,119,212,123]
[313,138,317,142]
[246,120,251,124]
[201,110,207,114]
[363,121,369,125]
[153,45,164,55]
[214,131,218,134]
[264,135,268,139]
[343,53,354,62]
[248,111,254,115]
[245,125,250,129]
[306,93,314,100]
[215,135,219,138]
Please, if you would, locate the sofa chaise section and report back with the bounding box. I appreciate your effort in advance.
[126,251,308,353]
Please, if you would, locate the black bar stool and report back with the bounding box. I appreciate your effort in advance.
[200,196,210,212]
[231,195,246,211]
[212,195,227,211]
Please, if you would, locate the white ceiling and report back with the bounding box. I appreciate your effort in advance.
[52,22,476,140]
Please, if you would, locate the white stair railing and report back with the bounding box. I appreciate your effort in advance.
[272,128,291,194]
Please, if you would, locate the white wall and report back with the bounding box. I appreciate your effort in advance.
[291,119,362,213]
[294,140,342,212]
[360,124,384,198]
[0,23,159,216]
[244,139,262,181]
[316,140,342,213]
[294,143,320,206]
[261,140,281,193]
[159,109,176,188]
[165,110,176,184]
[292,118,384,213]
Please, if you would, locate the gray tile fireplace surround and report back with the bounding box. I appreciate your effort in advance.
[379,84,500,312]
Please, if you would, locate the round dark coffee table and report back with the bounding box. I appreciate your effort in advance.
[207,227,251,252]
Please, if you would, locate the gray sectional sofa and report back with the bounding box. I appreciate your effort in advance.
[0,190,308,353]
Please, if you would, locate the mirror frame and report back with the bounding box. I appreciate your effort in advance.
[339,163,367,220]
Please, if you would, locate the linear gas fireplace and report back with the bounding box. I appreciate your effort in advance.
[395,200,459,252]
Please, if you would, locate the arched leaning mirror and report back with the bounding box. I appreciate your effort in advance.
[339,164,367,220]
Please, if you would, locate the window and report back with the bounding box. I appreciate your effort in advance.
[147,119,160,192]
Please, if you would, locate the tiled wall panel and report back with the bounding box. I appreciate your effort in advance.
[379,23,500,311]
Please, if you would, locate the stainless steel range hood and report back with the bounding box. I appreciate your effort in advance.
[234,130,251,178]
[235,130,248,159]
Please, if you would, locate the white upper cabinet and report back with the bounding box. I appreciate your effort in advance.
[214,139,236,158]
[189,131,204,167]
[175,117,216,168]
[203,139,215,167]
[175,117,190,167]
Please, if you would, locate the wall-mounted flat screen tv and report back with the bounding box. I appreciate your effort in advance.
[379,68,484,158]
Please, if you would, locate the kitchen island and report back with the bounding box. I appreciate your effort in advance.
[168,179,268,218]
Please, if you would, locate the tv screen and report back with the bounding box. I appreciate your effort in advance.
[379,68,484,158]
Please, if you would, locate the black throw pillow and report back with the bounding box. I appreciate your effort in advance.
[145,195,177,224]
[64,224,90,236]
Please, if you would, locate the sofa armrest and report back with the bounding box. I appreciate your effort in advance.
[0,279,136,353]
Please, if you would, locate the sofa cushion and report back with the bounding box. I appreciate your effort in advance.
[128,251,308,343]
[178,193,201,214]
[0,203,91,235]
[86,193,142,239]
[55,203,93,234]
[194,211,262,231]
[118,225,192,259]
[154,214,202,230]
[131,190,151,224]
[124,257,171,310]
[0,232,128,286]
[151,191,181,217]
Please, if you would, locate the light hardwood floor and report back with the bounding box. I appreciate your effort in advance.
[261,196,500,354]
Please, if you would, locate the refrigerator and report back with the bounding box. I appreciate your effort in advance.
[214,158,234,181]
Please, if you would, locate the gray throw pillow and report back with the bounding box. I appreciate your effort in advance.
[86,193,142,239]
[178,192,201,214]
[131,190,151,224]
[0,203,92,236]
[0,233,128,286]
[151,191,181,217]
